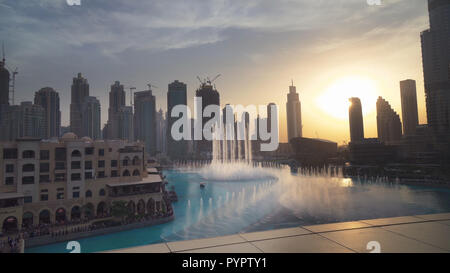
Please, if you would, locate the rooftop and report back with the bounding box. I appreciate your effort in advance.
[104,213,450,253]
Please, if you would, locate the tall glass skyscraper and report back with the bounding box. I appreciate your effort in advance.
[420,0,450,140]
[348,97,364,143]
[167,80,187,159]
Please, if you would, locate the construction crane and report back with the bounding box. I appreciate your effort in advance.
[197,74,221,88]
[2,42,18,105]
[147,83,158,90]
[207,74,221,85]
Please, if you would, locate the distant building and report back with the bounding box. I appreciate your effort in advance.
[34,87,61,139]
[167,80,187,159]
[400,80,419,136]
[81,96,101,140]
[156,109,167,155]
[70,73,89,138]
[7,102,46,139]
[421,0,450,141]
[195,82,220,156]
[376,97,402,144]
[348,97,364,143]
[118,106,134,142]
[348,138,397,164]
[0,54,9,106]
[60,125,70,137]
[134,89,156,155]
[290,137,337,165]
[106,81,127,140]
[286,82,302,141]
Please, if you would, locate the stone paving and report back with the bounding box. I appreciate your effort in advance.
[104,213,450,253]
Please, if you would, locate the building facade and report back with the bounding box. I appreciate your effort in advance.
[106,81,127,140]
[0,134,167,232]
[134,90,156,156]
[286,83,302,142]
[195,82,220,156]
[34,87,61,139]
[81,96,101,140]
[376,97,402,144]
[400,79,419,136]
[348,97,364,143]
[70,73,90,138]
[420,0,450,140]
[167,80,188,159]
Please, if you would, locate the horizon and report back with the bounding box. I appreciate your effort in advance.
[0,0,430,144]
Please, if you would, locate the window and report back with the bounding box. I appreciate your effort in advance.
[71,150,81,157]
[40,150,50,160]
[55,148,66,161]
[55,162,65,170]
[85,147,94,155]
[22,150,35,159]
[122,170,130,176]
[85,172,93,179]
[111,160,118,167]
[99,189,106,196]
[22,176,35,185]
[5,164,14,173]
[71,161,81,169]
[123,158,129,166]
[85,190,92,198]
[3,148,18,159]
[40,163,50,173]
[98,160,105,168]
[5,177,14,185]
[98,171,106,178]
[73,192,80,198]
[71,173,81,181]
[39,175,50,183]
[111,170,118,177]
[22,164,35,172]
[85,161,92,170]
[98,149,104,156]
[40,194,48,201]
[55,173,65,182]
[24,196,32,203]
[56,192,64,200]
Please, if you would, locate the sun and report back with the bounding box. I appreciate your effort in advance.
[316,76,378,120]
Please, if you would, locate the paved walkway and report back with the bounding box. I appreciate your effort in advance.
[104,213,450,253]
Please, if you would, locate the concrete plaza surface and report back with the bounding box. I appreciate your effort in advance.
[104,213,450,253]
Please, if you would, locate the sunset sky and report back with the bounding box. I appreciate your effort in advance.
[0,0,430,144]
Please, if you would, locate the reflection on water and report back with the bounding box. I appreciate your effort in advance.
[27,165,450,253]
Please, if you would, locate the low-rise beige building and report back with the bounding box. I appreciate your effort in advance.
[0,133,168,234]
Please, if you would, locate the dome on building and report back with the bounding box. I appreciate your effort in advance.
[61,132,78,140]
[81,136,93,142]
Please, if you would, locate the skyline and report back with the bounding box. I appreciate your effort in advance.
[0,0,431,143]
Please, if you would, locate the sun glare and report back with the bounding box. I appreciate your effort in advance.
[316,76,378,120]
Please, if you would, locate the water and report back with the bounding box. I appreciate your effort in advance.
[27,165,450,253]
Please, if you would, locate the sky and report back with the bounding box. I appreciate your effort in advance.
[0,0,430,144]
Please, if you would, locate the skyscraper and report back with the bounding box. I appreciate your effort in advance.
[286,82,302,141]
[8,102,46,139]
[421,0,450,139]
[34,87,61,138]
[376,97,402,144]
[106,81,126,139]
[81,96,101,140]
[156,109,167,155]
[118,106,134,142]
[167,80,187,159]
[195,81,220,156]
[134,89,156,155]
[0,54,9,106]
[400,79,419,136]
[70,73,89,137]
[348,97,364,143]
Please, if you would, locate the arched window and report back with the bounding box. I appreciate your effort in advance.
[39,210,51,224]
[85,190,92,198]
[22,150,35,159]
[122,170,130,177]
[22,163,35,172]
[122,157,130,166]
[71,150,81,157]
[99,189,106,196]
[132,169,140,176]
[132,156,140,166]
